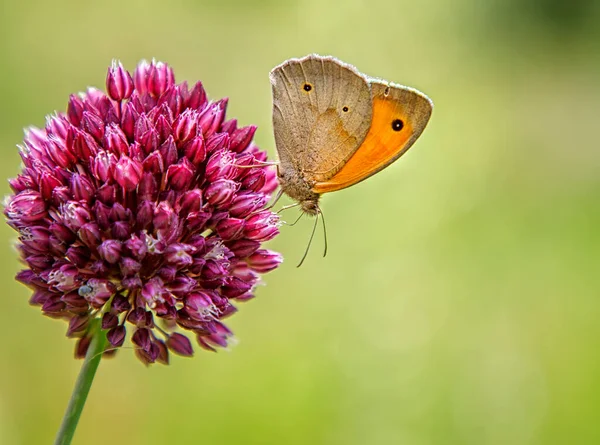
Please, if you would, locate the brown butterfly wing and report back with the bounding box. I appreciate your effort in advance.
[313,80,433,194]
[270,55,372,184]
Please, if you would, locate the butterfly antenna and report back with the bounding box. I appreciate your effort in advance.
[297,212,319,267]
[319,208,328,258]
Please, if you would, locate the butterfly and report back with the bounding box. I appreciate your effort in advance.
[269,54,433,264]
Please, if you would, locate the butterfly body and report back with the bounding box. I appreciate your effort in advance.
[277,163,321,215]
[270,54,433,215]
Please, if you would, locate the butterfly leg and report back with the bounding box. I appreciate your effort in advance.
[276,202,300,214]
[282,212,304,227]
[232,160,280,168]
[246,188,288,218]
[262,188,284,212]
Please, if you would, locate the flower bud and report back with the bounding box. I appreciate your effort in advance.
[148,60,175,97]
[229,192,268,218]
[5,191,47,225]
[229,125,257,153]
[106,60,134,101]
[173,109,198,144]
[107,325,126,347]
[98,240,123,264]
[104,123,129,155]
[244,211,280,241]
[247,249,283,273]
[82,111,105,142]
[166,333,194,357]
[166,158,195,191]
[114,155,143,191]
[180,133,205,166]
[216,217,245,241]
[71,173,95,202]
[205,179,239,207]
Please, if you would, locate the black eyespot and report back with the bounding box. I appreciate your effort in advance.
[303,83,312,92]
[392,119,404,131]
[342,106,349,112]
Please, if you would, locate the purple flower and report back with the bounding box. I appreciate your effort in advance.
[5,59,282,365]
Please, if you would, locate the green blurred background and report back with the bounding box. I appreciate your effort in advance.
[1,0,599,443]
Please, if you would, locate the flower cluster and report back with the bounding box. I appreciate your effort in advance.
[5,60,282,364]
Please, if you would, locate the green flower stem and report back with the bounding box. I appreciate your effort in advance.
[54,319,107,445]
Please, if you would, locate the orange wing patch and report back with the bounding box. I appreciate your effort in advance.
[313,84,432,194]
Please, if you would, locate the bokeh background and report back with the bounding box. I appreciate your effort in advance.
[1,0,599,444]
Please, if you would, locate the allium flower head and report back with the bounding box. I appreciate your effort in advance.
[5,59,283,364]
